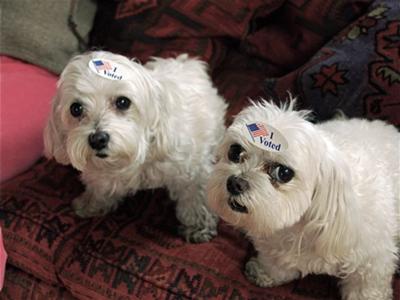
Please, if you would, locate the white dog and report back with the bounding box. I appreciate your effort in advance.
[207,99,399,299]
[44,51,227,243]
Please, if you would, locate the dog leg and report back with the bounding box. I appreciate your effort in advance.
[245,255,300,288]
[72,183,126,218]
[172,180,218,243]
[340,263,394,300]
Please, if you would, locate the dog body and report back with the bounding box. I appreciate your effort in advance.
[207,100,399,299]
[44,51,227,242]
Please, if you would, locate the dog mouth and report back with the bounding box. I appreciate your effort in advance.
[95,152,108,159]
[228,197,248,214]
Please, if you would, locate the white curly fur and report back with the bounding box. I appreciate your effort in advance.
[44,51,227,243]
[207,98,399,299]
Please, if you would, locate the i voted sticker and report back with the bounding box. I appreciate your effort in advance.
[88,59,126,80]
[245,122,288,152]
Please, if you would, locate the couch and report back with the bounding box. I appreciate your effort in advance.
[1,1,399,299]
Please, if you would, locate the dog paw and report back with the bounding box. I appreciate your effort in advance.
[72,196,108,218]
[245,257,277,288]
[178,225,217,243]
[72,196,90,218]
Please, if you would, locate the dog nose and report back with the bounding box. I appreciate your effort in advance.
[226,176,249,196]
[88,131,110,150]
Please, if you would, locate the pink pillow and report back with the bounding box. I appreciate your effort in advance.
[0,56,57,182]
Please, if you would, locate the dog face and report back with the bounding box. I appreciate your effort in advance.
[207,100,331,237]
[44,51,162,171]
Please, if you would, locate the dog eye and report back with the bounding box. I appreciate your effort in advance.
[228,143,245,163]
[70,102,83,118]
[115,96,131,110]
[270,165,294,183]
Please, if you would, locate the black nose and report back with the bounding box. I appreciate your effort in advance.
[226,176,249,196]
[88,131,110,150]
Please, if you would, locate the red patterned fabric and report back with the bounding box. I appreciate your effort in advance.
[1,265,74,300]
[0,160,339,299]
[91,0,400,125]
[1,0,400,299]
[1,160,399,299]
[91,0,284,69]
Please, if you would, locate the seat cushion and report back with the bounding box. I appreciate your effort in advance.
[3,159,398,299]
[1,160,346,300]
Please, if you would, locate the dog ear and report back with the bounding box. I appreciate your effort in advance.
[43,94,70,165]
[149,89,179,161]
[304,141,356,258]
[138,64,179,161]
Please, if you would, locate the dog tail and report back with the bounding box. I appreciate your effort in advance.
[332,109,348,120]
[175,53,190,62]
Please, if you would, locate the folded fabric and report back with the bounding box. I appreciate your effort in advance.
[0,56,57,183]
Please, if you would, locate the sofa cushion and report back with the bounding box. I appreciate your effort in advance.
[0,56,57,183]
[0,159,347,300]
[0,0,97,74]
[2,160,399,299]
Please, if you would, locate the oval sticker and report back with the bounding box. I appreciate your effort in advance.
[244,122,288,152]
[88,59,127,80]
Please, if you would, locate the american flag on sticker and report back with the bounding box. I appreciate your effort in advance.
[246,123,268,140]
[93,60,113,72]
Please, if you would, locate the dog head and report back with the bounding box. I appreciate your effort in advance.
[207,98,353,248]
[43,51,163,171]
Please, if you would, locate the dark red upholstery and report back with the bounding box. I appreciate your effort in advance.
[1,160,399,299]
[1,265,74,300]
[0,160,342,299]
[1,0,399,299]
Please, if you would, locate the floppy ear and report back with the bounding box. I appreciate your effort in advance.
[148,86,179,161]
[139,66,179,161]
[43,94,70,165]
[304,141,356,258]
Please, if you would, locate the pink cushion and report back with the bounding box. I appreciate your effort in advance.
[0,56,57,182]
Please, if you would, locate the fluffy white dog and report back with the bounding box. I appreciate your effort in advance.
[44,51,227,243]
[207,99,399,299]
